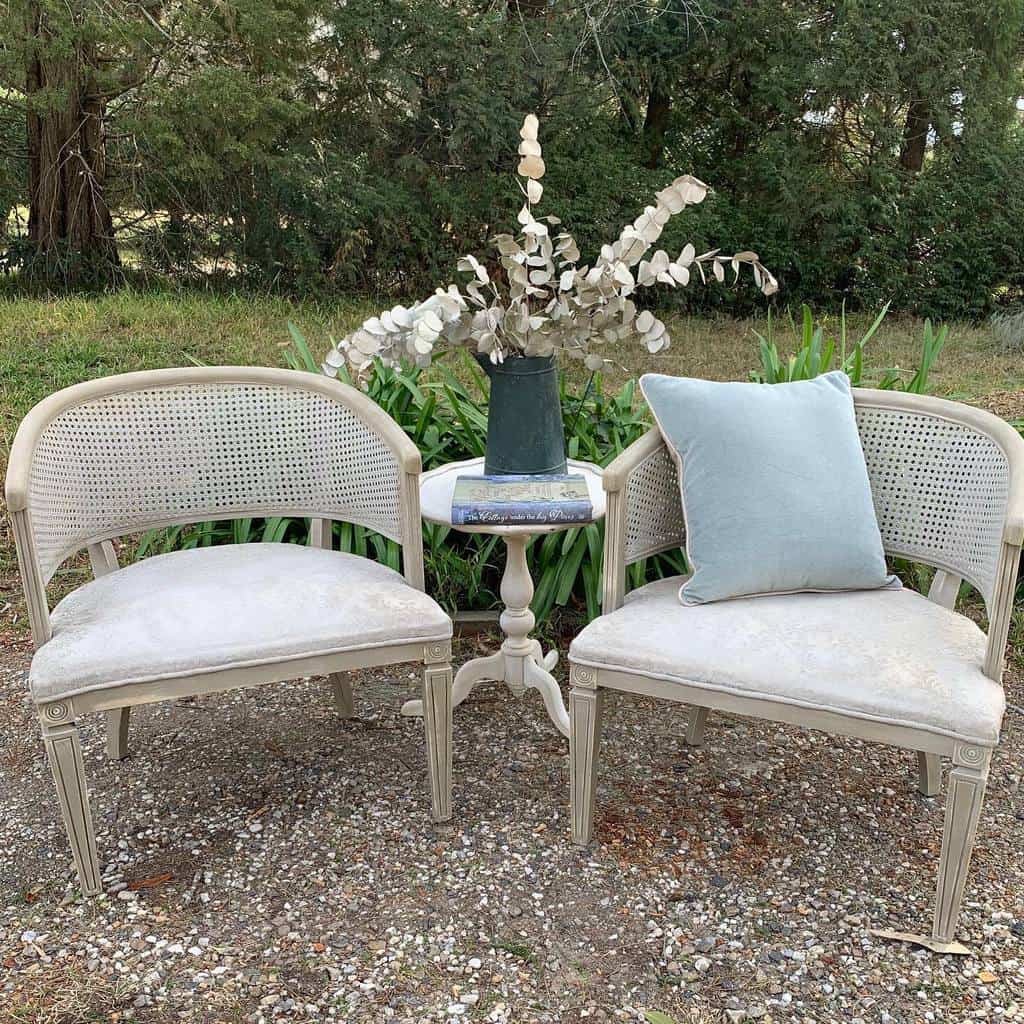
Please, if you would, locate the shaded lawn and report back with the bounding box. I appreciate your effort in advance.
[4,288,1022,459]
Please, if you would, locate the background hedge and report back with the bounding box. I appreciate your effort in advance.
[3,1,1024,317]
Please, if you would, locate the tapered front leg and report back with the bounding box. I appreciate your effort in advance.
[40,702,101,896]
[569,666,603,846]
[421,643,453,822]
[933,745,991,942]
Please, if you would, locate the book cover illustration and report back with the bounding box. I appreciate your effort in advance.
[451,474,593,526]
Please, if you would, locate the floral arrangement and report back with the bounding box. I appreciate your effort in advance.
[323,114,777,377]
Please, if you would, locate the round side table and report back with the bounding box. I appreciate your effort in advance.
[400,458,605,737]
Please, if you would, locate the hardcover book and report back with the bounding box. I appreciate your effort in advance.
[451,474,593,526]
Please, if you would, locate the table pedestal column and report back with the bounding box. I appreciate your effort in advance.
[401,534,570,736]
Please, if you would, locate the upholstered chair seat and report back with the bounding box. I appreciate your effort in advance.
[30,544,452,702]
[571,577,1002,747]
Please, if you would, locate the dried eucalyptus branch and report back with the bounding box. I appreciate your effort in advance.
[324,113,777,378]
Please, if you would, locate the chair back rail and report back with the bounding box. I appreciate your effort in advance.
[6,367,424,646]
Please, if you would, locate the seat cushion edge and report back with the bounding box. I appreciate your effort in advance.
[565,654,1002,748]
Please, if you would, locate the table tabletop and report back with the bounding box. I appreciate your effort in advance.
[419,457,606,535]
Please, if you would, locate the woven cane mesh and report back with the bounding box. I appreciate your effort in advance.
[855,405,1009,605]
[622,406,1010,602]
[624,444,686,564]
[27,382,402,583]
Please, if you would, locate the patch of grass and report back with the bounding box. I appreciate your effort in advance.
[4,290,1020,464]
[0,287,375,456]
[599,311,1022,401]
[492,938,537,964]
[2,965,137,1023]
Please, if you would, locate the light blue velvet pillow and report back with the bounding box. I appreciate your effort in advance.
[640,371,897,605]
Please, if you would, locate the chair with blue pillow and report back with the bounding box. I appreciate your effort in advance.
[568,385,1023,946]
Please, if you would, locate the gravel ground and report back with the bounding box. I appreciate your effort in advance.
[2,633,1023,1024]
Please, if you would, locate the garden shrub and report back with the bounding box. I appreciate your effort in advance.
[5,1,1024,315]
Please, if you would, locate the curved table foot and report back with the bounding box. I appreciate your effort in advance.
[523,657,570,737]
[452,651,506,707]
[528,639,558,672]
[402,648,570,735]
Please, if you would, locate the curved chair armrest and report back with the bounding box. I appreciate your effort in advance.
[984,539,1022,681]
[8,508,51,647]
[983,421,1024,680]
[602,428,686,613]
[603,428,666,494]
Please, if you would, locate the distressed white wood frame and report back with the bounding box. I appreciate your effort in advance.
[6,367,453,896]
[571,388,1024,944]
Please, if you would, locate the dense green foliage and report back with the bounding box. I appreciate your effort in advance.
[3,2,1024,316]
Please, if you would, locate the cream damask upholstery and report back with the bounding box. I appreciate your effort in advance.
[570,388,1024,947]
[572,577,1001,746]
[6,367,455,898]
[30,544,452,702]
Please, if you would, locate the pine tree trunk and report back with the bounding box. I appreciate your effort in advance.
[642,82,671,169]
[899,97,930,174]
[25,2,119,283]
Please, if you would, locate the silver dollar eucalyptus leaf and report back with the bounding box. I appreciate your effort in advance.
[518,155,546,179]
[520,113,539,141]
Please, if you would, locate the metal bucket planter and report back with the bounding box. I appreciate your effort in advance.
[477,355,567,476]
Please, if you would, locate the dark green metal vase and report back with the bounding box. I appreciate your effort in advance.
[477,354,567,476]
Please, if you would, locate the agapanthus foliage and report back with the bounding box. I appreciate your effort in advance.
[324,114,777,377]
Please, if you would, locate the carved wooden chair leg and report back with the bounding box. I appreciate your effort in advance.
[933,746,991,942]
[917,751,941,797]
[422,648,453,822]
[569,669,603,846]
[328,674,354,719]
[685,706,709,747]
[106,708,131,760]
[40,706,101,896]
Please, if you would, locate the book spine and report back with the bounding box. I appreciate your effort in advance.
[452,501,592,526]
